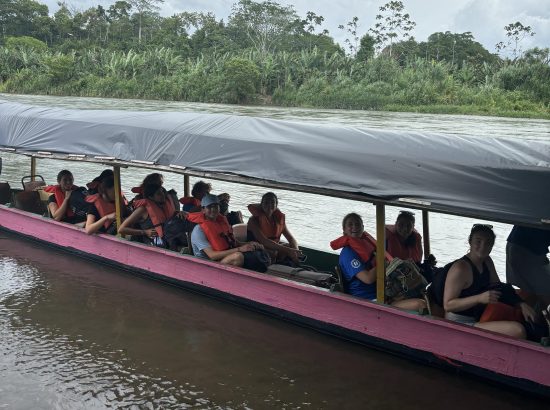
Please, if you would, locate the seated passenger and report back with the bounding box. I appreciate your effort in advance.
[217,192,243,225]
[179,180,211,212]
[85,176,129,235]
[118,183,175,247]
[506,225,550,304]
[130,172,164,198]
[86,169,114,195]
[45,170,87,225]
[443,224,535,338]
[386,211,423,263]
[247,192,301,264]
[330,213,426,312]
[187,194,265,268]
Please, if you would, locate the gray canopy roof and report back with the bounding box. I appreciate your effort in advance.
[1,101,549,226]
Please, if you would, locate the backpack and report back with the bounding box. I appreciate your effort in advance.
[266,264,337,289]
[430,261,455,307]
[385,258,428,302]
[163,215,195,251]
[69,187,90,218]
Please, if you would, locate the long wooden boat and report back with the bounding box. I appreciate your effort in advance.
[1,101,549,396]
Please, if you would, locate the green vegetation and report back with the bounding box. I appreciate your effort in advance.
[0,0,549,118]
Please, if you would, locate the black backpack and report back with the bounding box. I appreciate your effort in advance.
[430,261,456,307]
[163,216,195,251]
[69,187,90,218]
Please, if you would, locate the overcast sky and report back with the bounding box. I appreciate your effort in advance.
[42,0,549,54]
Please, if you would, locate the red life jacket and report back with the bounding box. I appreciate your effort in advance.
[85,194,116,229]
[44,184,76,217]
[330,232,393,267]
[385,225,423,263]
[85,193,128,229]
[134,198,175,238]
[179,196,201,208]
[187,212,235,251]
[247,204,285,242]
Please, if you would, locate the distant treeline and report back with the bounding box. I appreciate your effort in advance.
[1,0,549,118]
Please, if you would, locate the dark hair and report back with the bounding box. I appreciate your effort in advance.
[144,183,163,199]
[97,169,113,181]
[192,180,212,198]
[57,169,73,182]
[261,192,278,207]
[142,173,163,187]
[396,210,417,247]
[102,176,115,190]
[468,224,496,244]
[396,210,415,224]
[342,212,363,230]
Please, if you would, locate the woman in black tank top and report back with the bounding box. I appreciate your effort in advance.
[443,224,534,339]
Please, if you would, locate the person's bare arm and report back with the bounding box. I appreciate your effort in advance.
[118,207,156,237]
[443,260,500,312]
[203,242,257,261]
[49,190,71,221]
[85,212,116,235]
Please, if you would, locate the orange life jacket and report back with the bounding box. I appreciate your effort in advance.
[44,184,77,217]
[187,212,235,251]
[247,204,285,242]
[85,193,128,229]
[85,194,116,229]
[134,198,175,238]
[385,225,423,263]
[179,196,201,208]
[330,232,393,267]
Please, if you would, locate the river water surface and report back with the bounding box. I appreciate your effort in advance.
[0,94,549,408]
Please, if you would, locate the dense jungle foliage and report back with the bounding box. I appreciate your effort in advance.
[0,0,549,118]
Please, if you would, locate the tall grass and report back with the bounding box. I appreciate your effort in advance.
[0,46,548,118]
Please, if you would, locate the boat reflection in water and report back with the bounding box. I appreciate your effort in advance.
[0,232,546,409]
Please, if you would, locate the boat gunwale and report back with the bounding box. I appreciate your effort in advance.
[1,204,547,354]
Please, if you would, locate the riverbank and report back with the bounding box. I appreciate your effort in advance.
[2,89,548,120]
[1,48,549,120]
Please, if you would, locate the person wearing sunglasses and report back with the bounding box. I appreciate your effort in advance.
[443,224,536,338]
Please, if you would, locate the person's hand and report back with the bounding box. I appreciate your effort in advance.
[286,248,303,264]
[238,243,256,252]
[478,290,501,304]
[64,190,72,200]
[143,228,158,238]
[177,211,188,219]
[250,241,264,250]
[519,302,537,323]
[105,212,116,221]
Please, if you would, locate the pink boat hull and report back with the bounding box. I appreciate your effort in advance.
[1,206,549,396]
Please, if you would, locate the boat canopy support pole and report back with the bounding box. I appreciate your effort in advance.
[113,165,122,237]
[30,157,36,181]
[184,175,190,198]
[375,203,386,303]
[422,210,430,258]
